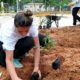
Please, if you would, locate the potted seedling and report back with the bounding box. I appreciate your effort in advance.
[52,58,61,70]
[30,72,40,80]
[41,32,56,54]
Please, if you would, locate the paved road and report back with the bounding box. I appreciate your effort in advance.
[0,16,13,27]
[51,16,73,28]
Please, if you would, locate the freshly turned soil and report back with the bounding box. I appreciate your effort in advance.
[0,26,80,80]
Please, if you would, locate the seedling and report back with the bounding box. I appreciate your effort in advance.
[30,72,39,80]
[52,58,61,70]
[41,32,56,52]
[39,18,47,29]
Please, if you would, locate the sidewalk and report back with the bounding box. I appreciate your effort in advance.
[0,16,13,27]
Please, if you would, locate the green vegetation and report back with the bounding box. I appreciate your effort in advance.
[43,32,56,49]
[0,0,71,6]
[0,0,72,12]
[41,32,57,53]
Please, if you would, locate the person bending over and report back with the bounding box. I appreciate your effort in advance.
[0,10,48,80]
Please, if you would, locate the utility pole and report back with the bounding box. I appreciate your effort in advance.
[32,0,35,12]
[16,0,21,12]
[16,0,19,12]
[45,0,47,11]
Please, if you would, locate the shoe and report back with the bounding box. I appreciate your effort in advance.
[13,59,23,68]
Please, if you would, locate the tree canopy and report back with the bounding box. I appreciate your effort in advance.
[0,0,71,6]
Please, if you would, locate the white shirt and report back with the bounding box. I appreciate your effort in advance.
[0,18,39,50]
[72,0,80,7]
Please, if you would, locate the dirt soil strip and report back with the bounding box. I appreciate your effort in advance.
[0,26,80,80]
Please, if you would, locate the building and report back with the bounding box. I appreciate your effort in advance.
[23,3,46,12]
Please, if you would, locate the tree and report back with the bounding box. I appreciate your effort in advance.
[48,0,71,11]
[0,0,14,5]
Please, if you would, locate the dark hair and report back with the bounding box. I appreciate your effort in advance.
[14,10,33,28]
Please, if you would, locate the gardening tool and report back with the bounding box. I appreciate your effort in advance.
[30,72,39,80]
[52,58,61,70]
[46,15,62,28]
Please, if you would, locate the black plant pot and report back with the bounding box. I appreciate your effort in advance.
[30,72,39,80]
[52,58,61,70]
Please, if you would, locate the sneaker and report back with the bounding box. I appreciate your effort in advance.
[13,59,23,68]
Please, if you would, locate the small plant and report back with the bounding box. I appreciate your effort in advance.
[39,18,47,29]
[41,32,57,53]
